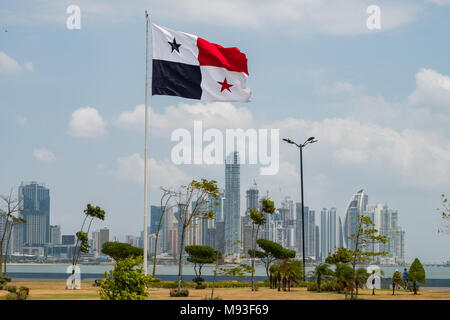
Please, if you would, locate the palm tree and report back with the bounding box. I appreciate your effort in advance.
[354,268,369,295]
[285,260,303,291]
[308,263,332,292]
[269,264,278,289]
[279,260,302,291]
[334,263,353,293]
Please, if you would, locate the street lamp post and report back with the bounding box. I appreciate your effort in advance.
[283,137,318,280]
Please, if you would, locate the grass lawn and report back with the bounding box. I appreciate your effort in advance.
[2,280,450,300]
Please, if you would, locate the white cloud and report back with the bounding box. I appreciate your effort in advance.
[33,148,56,164]
[2,0,420,36]
[408,68,450,110]
[116,153,190,187]
[269,117,450,188]
[0,51,33,74]
[67,106,107,138]
[317,81,363,96]
[158,0,419,35]
[115,102,254,135]
[427,0,450,5]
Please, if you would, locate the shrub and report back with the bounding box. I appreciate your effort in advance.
[320,280,339,292]
[0,277,11,286]
[192,276,205,285]
[195,284,206,290]
[170,288,189,297]
[297,281,312,288]
[307,282,318,291]
[7,286,17,293]
[99,256,154,300]
[17,287,29,300]
[5,293,18,300]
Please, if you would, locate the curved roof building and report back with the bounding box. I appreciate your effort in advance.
[343,189,368,249]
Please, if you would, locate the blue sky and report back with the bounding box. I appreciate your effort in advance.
[1,0,450,262]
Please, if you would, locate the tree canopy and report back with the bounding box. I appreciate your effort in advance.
[98,256,153,300]
[101,242,143,261]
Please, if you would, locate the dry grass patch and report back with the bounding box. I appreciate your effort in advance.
[4,280,450,300]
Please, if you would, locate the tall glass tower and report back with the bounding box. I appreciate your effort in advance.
[224,151,240,256]
[19,181,50,245]
[343,189,368,250]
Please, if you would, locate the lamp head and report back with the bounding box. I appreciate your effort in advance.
[283,138,295,145]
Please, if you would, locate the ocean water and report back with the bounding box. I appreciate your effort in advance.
[6,264,450,279]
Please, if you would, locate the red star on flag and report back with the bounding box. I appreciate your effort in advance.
[217,78,233,92]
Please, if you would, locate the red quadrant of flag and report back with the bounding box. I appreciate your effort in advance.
[197,37,249,76]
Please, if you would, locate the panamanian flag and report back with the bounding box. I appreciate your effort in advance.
[151,24,251,102]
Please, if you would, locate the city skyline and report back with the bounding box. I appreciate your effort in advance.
[2,1,450,263]
[1,173,409,265]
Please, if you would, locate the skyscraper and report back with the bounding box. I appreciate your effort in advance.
[150,206,163,235]
[224,151,240,256]
[369,203,405,264]
[296,203,316,259]
[246,183,259,213]
[343,189,368,250]
[19,182,50,245]
[308,209,316,258]
[49,225,61,245]
[320,208,327,261]
[242,183,259,256]
[320,208,337,261]
[281,197,296,250]
[338,216,344,248]
[92,227,110,257]
[327,208,337,257]
[161,205,174,253]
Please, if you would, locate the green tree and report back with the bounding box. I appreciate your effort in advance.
[334,263,354,293]
[279,260,303,291]
[185,245,216,285]
[276,248,296,291]
[409,258,426,295]
[99,256,154,300]
[255,238,284,280]
[152,189,175,277]
[71,204,105,289]
[269,264,280,289]
[325,247,352,265]
[166,179,219,292]
[354,268,369,295]
[101,242,143,261]
[0,191,25,277]
[248,198,275,291]
[308,263,332,292]
[392,270,402,295]
[346,215,389,299]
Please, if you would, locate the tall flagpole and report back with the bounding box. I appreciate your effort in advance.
[143,10,150,275]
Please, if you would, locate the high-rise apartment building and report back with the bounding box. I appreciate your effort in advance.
[19,182,50,246]
[343,189,368,250]
[224,151,241,256]
[49,225,61,245]
[150,206,163,235]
